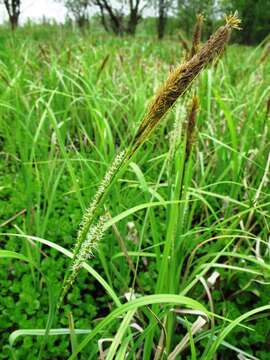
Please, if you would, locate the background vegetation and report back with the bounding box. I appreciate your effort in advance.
[0,1,270,359]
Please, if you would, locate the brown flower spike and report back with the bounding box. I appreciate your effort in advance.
[190,14,204,59]
[186,95,199,159]
[130,14,241,156]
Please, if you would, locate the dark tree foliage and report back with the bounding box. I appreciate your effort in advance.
[2,0,21,30]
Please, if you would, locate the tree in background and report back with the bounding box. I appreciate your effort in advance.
[2,0,21,29]
[61,0,91,28]
[92,0,147,35]
[220,0,270,44]
[92,0,124,34]
[127,0,145,35]
[156,0,174,39]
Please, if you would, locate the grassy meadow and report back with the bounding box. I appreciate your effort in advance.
[0,23,270,359]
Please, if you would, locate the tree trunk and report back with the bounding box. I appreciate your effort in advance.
[157,0,167,39]
[101,1,123,35]
[10,14,19,30]
[100,5,109,32]
[77,16,89,29]
[3,0,20,31]
[127,10,139,35]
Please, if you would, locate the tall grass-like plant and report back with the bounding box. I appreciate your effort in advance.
[60,15,241,305]
[2,14,270,360]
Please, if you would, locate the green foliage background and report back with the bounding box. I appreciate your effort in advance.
[0,22,270,359]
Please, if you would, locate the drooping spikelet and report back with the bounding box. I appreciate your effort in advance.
[190,14,204,59]
[73,150,126,259]
[168,104,186,163]
[96,54,110,82]
[258,43,270,64]
[178,30,190,55]
[59,214,108,305]
[185,95,199,158]
[129,14,241,157]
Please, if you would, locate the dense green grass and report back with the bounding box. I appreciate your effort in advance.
[0,24,270,359]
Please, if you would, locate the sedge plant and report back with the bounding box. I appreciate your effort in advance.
[1,13,270,360]
[58,15,241,357]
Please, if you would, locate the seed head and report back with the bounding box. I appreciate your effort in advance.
[129,14,241,156]
[59,214,108,306]
[186,95,199,158]
[73,150,126,259]
[190,14,204,59]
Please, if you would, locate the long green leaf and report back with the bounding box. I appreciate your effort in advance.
[68,294,208,359]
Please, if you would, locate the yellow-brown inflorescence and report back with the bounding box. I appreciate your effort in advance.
[258,43,270,64]
[190,14,204,59]
[185,95,199,158]
[178,31,190,55]
[129,14,241,157]
[73,150,126,260]
[59,214,108,306]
